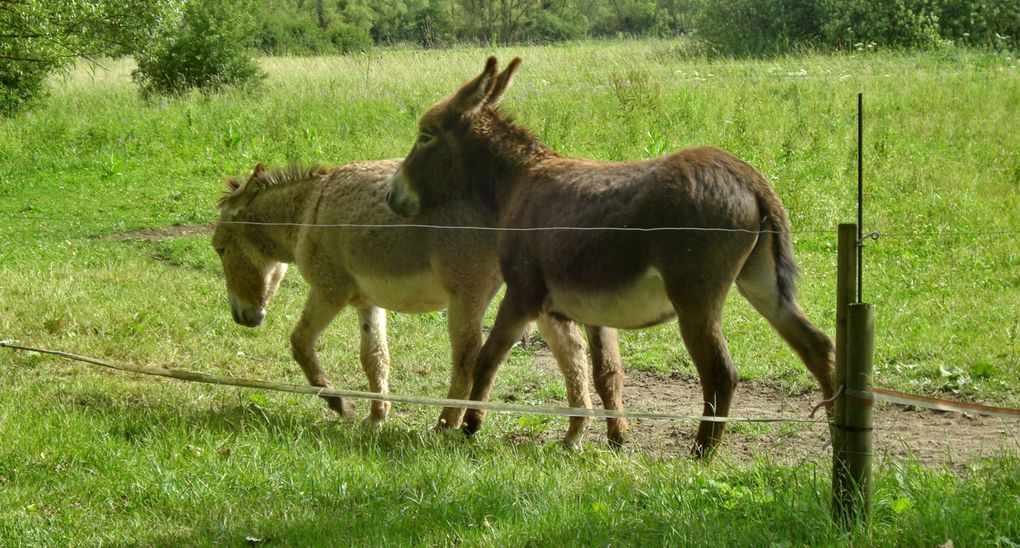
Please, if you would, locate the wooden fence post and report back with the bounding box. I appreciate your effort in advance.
[832,223,875,527]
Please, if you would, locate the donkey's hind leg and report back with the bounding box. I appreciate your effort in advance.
[586,325,628,449]
[536,314,593,450]
[674,300,737,460]
[291,289,356,420]
[356,306,391,427]
[735,235,835,400]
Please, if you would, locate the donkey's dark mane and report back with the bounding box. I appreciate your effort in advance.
[463,106,555,212]
[483,106,554,162]
[219,164,329,208]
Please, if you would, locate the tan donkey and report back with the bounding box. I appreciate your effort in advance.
[387,58,836,457]
[213,160,624,448]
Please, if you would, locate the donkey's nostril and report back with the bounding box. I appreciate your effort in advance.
[385,190,392,203]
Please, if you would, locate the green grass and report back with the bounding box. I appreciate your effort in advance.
[1,39,1019,544]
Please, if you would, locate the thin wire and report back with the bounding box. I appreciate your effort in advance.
[878,230,1020,237]
[2,214,1017,238]
[218,220,790,234]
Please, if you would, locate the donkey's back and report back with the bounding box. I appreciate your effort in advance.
[294,159,501,313]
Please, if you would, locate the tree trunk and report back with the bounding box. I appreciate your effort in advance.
[316,0,326,29]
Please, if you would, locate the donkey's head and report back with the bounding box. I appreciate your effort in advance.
[212,163,288,327]
[387,56,524,217]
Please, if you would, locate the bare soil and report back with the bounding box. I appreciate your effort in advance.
[101,225,1020,468]
[103,223,213,240]
[526,350,1020,468]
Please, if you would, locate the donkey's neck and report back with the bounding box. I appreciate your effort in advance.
[469,110,555,211]
[237,179,319,263]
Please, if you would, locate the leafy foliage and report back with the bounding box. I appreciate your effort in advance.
[696,0,825,56]
[695,0,1020,56]
[132,0,265,97]
[0,0,179,115]
[936,0,1020,47]
[819,0,942,50]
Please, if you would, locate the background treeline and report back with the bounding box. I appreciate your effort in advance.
[256,0,1019,54]
[2,0,1018,114]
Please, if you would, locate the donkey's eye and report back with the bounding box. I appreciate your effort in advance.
[215,247,226,256]
[417,132,436,145]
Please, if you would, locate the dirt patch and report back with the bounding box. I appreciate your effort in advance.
[103,223,213,241]
[525,349,1020,468]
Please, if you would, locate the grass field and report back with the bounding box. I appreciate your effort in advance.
[1,39,1019,544]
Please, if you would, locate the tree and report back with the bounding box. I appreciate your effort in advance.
[132,0,264,97]
[0,0,180,115]
[460,0,539,44]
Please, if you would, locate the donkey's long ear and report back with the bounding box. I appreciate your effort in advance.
[484,57,521,107]
[451,56,499,114]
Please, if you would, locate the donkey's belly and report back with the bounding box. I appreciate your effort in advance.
[352,270,449,313]
[543,268,676,329]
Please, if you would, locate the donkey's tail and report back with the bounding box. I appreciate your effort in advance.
[749,171,799,306]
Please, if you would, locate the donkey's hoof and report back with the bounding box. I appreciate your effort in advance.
[433,417,461,432]
[434,408,465,430]
[326,397,358,421]
[607,430,627,450]
[361,414,386,429]
[461,420,481,438]
[562,432,584,452]
[462,410,485,436]
[690,442,719,461]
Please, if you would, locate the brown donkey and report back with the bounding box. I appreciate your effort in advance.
[386,57,836,457]
[213,160,618,447]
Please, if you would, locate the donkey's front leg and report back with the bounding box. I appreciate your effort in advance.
[291,290,355,420]
[462,292,534,437]
[435,293,488,430]
[536,314,593,450]
[357,306,390,427]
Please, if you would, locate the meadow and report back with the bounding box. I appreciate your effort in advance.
[1,39,1018,544]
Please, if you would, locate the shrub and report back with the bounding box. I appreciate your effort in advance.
[519,10,590,43]
[592,0,671,36]
[696,0,953,56]
[256,16,333,55]
[696,0,825,56]
[253,9,370,55]
[0,0,178,116]
[819,0,941,50]
[328,23,372,53]
[936,0,1020,48]
[0,60,56,116]
[132,0,264,97]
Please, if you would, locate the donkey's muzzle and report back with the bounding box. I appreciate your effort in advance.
[229,294,265,327]
[386,167,420,217]
[231,306,265,328]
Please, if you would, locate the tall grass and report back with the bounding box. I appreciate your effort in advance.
[1,39,1018,543]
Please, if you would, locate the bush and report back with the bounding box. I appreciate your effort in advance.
[328,23,372,53]
[696,0,954,56]
[519,10,590,43]
[253,10,370,55]
[819,0,941,50]
[132,0,264,97]
[256,16,333,55]
[936,0,1020,48]
[0,60,56,116]
[592,0,670,36]
[697,0,825,56]
[1,0,178,116]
